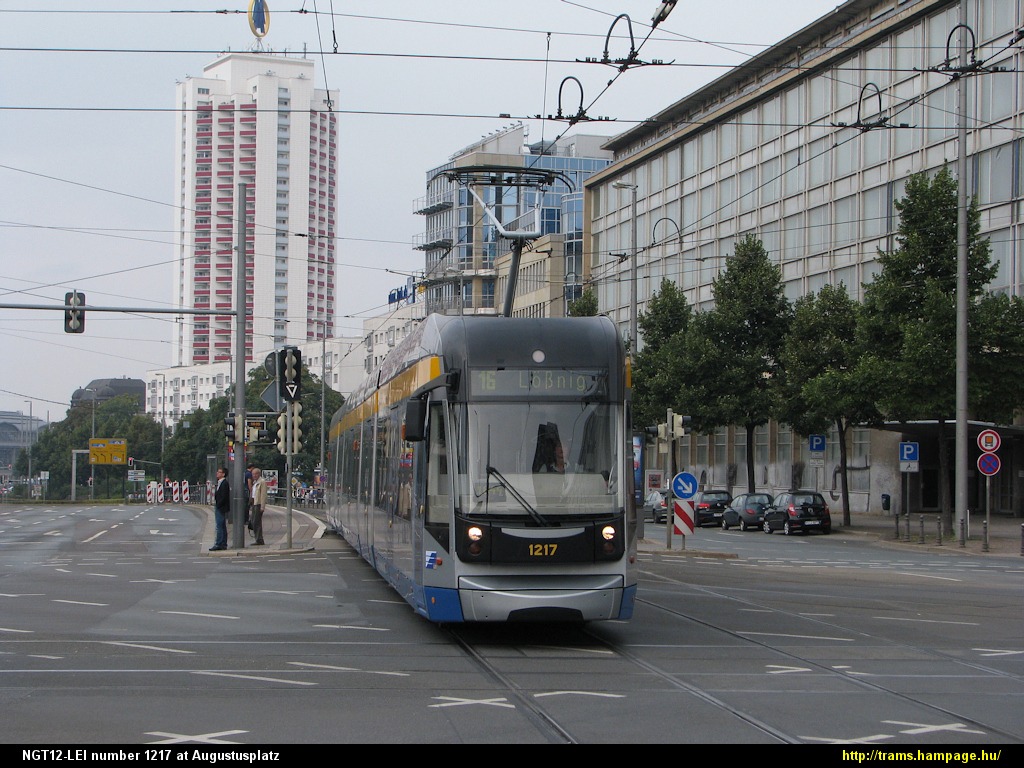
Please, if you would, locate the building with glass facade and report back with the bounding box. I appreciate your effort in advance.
[586,0,1022,517]
[415,124,611,317]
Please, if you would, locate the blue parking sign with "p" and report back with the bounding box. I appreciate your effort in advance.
[899,442,919,462]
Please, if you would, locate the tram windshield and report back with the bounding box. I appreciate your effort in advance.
[462,401,623,520]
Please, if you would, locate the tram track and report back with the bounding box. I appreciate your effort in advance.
[631,571,1023,744]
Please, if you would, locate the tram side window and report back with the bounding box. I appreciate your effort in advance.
[425,403,450,526]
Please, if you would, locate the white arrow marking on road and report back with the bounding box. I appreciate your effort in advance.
[766,664,812,674]
[974,648,1024,657]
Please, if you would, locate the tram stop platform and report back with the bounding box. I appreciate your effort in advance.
[203,503,327,556]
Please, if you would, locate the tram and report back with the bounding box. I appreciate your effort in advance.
[325,314,638,623]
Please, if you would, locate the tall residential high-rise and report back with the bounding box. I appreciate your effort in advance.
[173,52,338,367]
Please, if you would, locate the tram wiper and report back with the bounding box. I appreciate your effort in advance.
[486,465,548,526]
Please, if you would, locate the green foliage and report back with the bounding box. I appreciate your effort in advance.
[163,361,345,485]
[567,287,599,317]
[678,235,791,433]
[633,278,691,428]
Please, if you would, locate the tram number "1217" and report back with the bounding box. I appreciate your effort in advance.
[528,543,558,557]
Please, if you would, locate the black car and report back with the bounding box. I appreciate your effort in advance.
[721,492,772,531]
[763,490,832,535]
[692,490,731,527]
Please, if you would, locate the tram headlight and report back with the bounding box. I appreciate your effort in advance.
[596,522,623,560]
[465,524,487,557]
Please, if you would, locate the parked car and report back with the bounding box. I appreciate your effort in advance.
[721,492,772,531]
[692,489,731,527]
[763,490,831,535]
[643,489,669,523]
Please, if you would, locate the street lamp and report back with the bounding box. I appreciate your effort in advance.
[612,181,638,356]
[23,400,32,492]
[442,268,464,316]
[85,387,97,500]
[154,373,166,476]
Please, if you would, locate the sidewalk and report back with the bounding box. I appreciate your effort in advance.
[639,511,1024,558]
[204,503,326,555]
[203,504,1023,559]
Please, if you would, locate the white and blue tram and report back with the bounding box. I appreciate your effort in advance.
[325,314,638,623]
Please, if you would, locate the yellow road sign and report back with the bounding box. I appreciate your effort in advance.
[89,438,128,465]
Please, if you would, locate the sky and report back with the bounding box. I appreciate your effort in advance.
[0,0,842,421]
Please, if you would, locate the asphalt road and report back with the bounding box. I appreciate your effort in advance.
[1,501,1021,746]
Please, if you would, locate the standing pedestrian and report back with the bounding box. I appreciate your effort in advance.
[245,463,255,529]
[210,466,229,551]
[250,467,268,545]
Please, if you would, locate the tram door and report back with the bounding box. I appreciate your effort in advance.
[418,402,456,592]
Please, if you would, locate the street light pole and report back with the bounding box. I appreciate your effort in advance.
[85,387,96,500]
[23,400,32,492]
[155,373,166,479]
[613,181,639,356]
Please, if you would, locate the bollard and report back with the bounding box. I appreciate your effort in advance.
[904,512,911,542]
[936,516,943,546]
[894,512,901,540]
[960,518,966,548]
[1020,524,1023,557]
[982,519,989,553]
[918,514,925,544]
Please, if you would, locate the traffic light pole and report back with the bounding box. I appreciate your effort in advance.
[285,402,294,549]
[231,183,248,550]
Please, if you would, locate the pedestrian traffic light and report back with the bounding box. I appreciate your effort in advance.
[224,414,237,443]
[278,346,302,402]
[64,291,85,333]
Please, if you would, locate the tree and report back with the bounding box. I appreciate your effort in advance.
[632,278,691,429]
[567,287,598,317]
[14,394,160,501]
[677,235,792,492]
[162,361,345,490]
[779,284,877,525]
[858,165,997,530]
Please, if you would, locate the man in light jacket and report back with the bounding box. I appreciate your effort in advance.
[250,467,269,545]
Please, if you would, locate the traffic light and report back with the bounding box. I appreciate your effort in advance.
[64,291,85,333]
[224,414,237,443]
[292,403,303,453]
[278,346,302,402]
[276,411,287,455]
[127,457,134,468]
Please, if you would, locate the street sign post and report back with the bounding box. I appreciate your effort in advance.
[899,441,919,473]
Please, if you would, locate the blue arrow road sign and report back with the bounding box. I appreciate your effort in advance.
[672,472,698,499]
[809,434,826,452]
[899,442,919,462]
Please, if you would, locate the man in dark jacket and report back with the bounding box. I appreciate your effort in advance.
[211,466,229,551]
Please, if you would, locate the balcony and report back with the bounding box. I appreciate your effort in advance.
[413,189,454,215]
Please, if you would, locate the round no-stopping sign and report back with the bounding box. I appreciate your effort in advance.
[977,452,1001,476]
